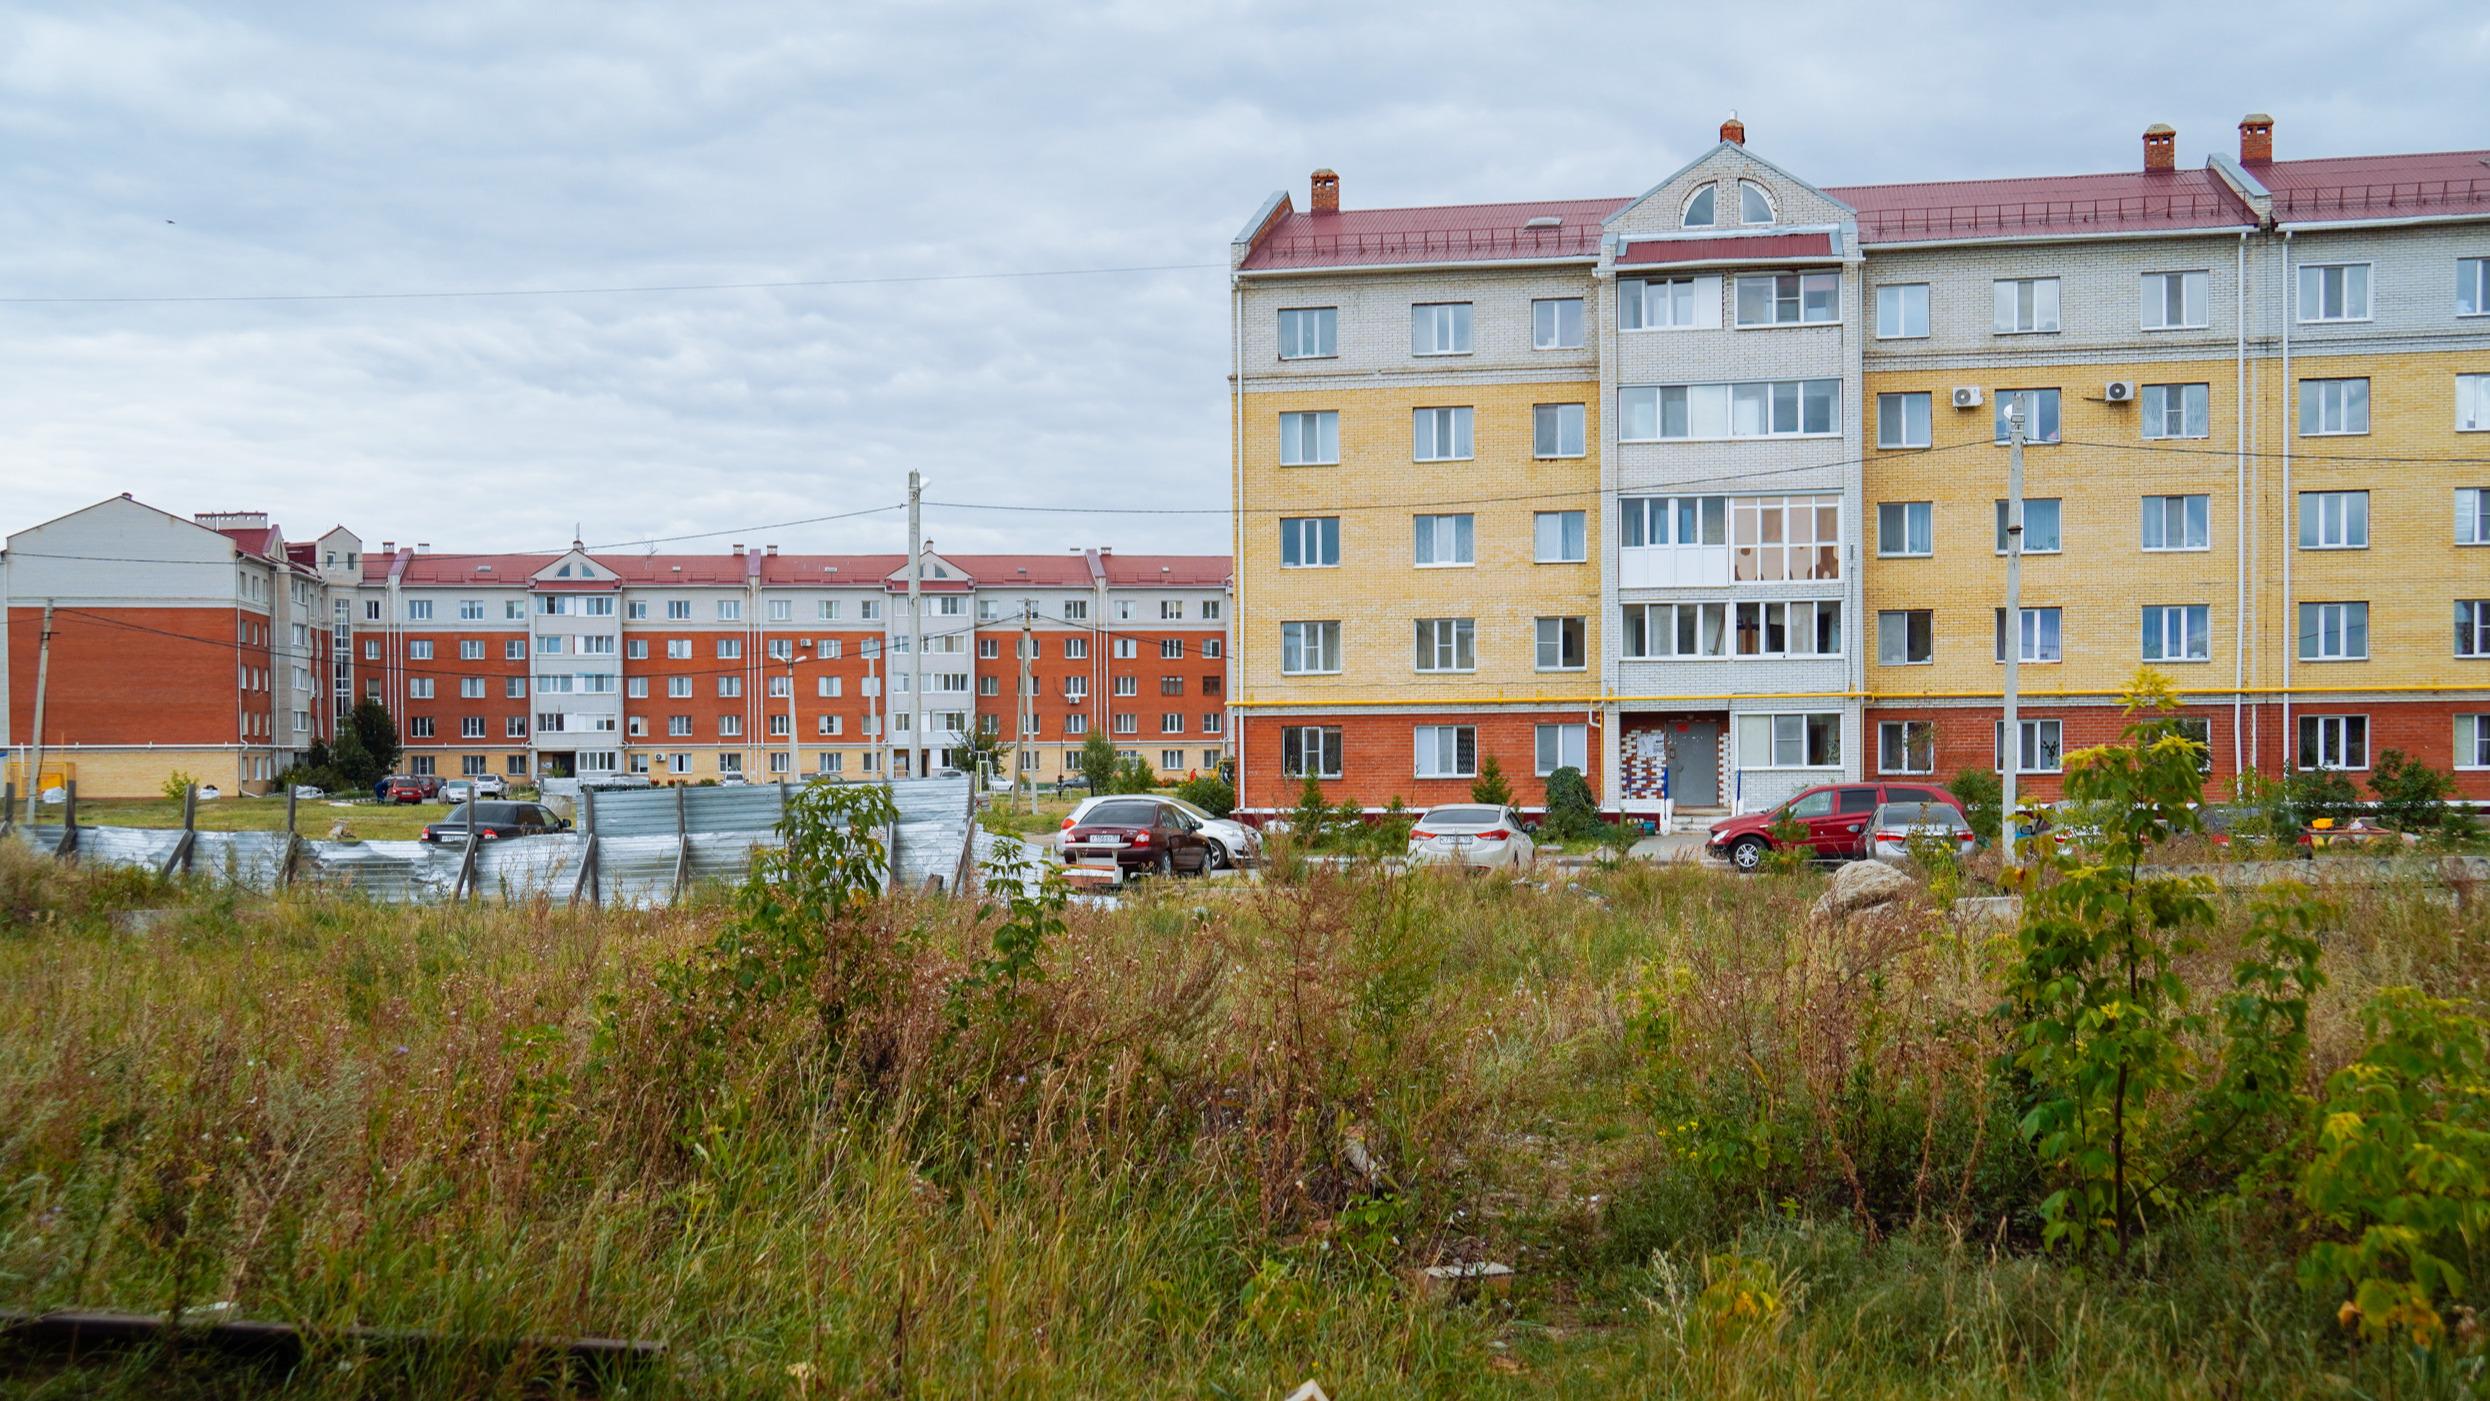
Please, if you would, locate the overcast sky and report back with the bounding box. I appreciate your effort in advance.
[2,1,2481,560]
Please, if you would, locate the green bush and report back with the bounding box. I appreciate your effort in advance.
[1948,767,2002,842]
[1078,733,1119,794]
[2284,767,2359,828]
[160,770,199,803]
[1174,774,1235,818]
[1110,755,1158,794]
[1543,766,1599,840]
[2368,749,2453,833]
[1469,755,1513,808]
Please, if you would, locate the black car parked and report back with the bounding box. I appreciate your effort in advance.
[421,800,570,844]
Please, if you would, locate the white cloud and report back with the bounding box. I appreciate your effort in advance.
[0,0,2476,558]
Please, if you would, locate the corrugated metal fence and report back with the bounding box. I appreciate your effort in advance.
[2,776,975,908]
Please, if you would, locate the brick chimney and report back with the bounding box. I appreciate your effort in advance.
[1309,168,1339,214]
[1719,112,1745,145]
[2143,123,2176,173]
[2239,113,2274,166]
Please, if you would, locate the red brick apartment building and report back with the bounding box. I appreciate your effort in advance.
[4,495,1231,797]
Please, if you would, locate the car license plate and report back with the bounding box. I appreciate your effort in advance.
[1448,835,1472,849]
[1088,836,1124,847]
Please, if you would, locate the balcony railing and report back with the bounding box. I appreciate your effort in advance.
[1854,192,2246,241]
[2270,176,2490,219]
[1251,224,1602,266]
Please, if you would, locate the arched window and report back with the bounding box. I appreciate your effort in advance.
[1739,180,1774,224]
[1682,184,1717,227]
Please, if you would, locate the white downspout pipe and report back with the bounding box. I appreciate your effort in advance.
[2279,230,2295,777]
[2241,230,2260,786]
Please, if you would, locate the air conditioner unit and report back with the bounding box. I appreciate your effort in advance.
[1951,386,1984,409]
[2104,380,2138,403]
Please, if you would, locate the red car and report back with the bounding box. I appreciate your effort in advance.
[384,775,433,803]
[1060,797,1216,877]
[1706,781,1969,873]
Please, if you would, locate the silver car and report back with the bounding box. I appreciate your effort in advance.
[1867,801,1978,862]
[1406,804,1536,871]
[1057,794,1262,870]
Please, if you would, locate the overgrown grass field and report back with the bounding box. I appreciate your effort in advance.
[62,795,443,842]
[3,737,2486,1394]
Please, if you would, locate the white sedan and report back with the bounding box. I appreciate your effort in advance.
[1406,804,1536,871]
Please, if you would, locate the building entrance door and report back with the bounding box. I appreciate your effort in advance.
[1667,721,1720,807]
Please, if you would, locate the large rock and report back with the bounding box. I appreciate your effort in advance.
[1811,859,1915,922]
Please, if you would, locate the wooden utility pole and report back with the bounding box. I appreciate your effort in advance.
[22,601,54,827]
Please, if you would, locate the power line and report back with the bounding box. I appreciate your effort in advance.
[0,263,1226,307]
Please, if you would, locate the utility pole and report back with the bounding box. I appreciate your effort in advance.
[784,641,808,785]
[2001,401,2026,869]
[1018,600,1036,813]
[906,469,924,780]
[22,601,53,827]
[866,648,881,779]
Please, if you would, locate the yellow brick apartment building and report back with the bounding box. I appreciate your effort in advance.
[1232,115,2490,817]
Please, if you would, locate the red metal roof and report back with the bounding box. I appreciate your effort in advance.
[363,551,1228,589]
[2255,149,2490,223]
[1239,198,1623,271]
[1829,168,2254,244]
[1617,233,1836,265]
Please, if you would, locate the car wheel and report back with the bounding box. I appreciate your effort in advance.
[1152,850,1174,879]
[1206,840,1233,871]
[1729,836,1767,873]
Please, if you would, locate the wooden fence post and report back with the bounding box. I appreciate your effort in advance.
[670,784,690,906]
[161,783,198,879]
[53,781,78,861]
[1,780,14,839]
[568,787,600,908]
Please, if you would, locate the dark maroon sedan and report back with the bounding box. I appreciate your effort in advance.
[1060,798,1214,877]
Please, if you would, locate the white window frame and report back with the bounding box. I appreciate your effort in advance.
[1738,712,1842,770]
[2459,489,2490,546]
[1992,277,2061,334]
[1874,283,1929,339]
[1996,497,2062,554]
[1281,725,1343,779]
[2141,494,2210,552]
[1732,271,1839,327]
[2141,382,2211,440]
[2301,491,2370,549]
[1534,722,1587,776]
[1277,306,1337,360]
[1619,275,1715,332]
[1413,724,1477,779]
[1534,615,1587,671]
[1992,389,2063,444]
[1994,606,2063,664]
[1278,410,1340,466]
[1681,184,1716,227]
[1620,602,1730,660]
[1876,392,1931,449]
[2297,601,2370,661]
[1734,600,1842,659]
[2455,714,2490,770]
[1280,516,1340,569]
[1280,621,1340,675]
[1877,720,1935,775]
[2458,374,2490,433]
[1533,402,1587,458]
[1994,718,2065,774]
[1410,302,1473,356]
[1738,180,1775,224]
[1618,379,1839,442]
[2139,270,2209,330]
[2142,604,2212,662]
[1412,513,1474,567]
[1533,510,1587,564]
[2462,258,2490,318]
[1412,617,1475,673]
[2300,378,2371,436]
[1876,609,1932,666]
[2297,714,2369,772]
[1532,297,1584,350]
[2458,600,2490,659]
[1412,407,1475,462]
[1876,501,1932,558]
[2297,262,2372,323]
